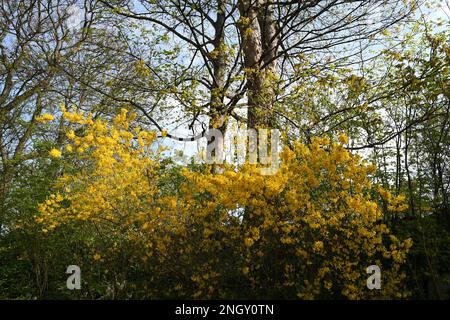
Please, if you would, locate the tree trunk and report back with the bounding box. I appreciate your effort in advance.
[209,0,228,136]
[238,0,278,129]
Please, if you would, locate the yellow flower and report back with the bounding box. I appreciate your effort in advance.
[93,253,102,261]
[338,133,349,144]
[36,113,54,122]
[49,148,62,158]
[244,238,254,247]
[66,130,76,140]
[404,238,413,249]
[313,241,324,252]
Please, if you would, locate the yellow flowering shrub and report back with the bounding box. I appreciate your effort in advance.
[181,137,412,299]
[36,110,412,299]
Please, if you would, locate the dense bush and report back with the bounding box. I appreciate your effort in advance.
[31,110,412,299]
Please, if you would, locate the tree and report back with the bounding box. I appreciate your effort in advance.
[98,0,418,133]
[0,0,97,224]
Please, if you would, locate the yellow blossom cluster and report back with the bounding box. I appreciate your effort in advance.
[36,112,412,299]
[36,113,54,122]
[37,108,170,234]
[180,136,412,299]
[49,148,62,158]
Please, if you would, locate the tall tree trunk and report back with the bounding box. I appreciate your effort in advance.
[207,1,228,169]
[238,0,278,129]
[405,106,415,217]
[209,0,228,136]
